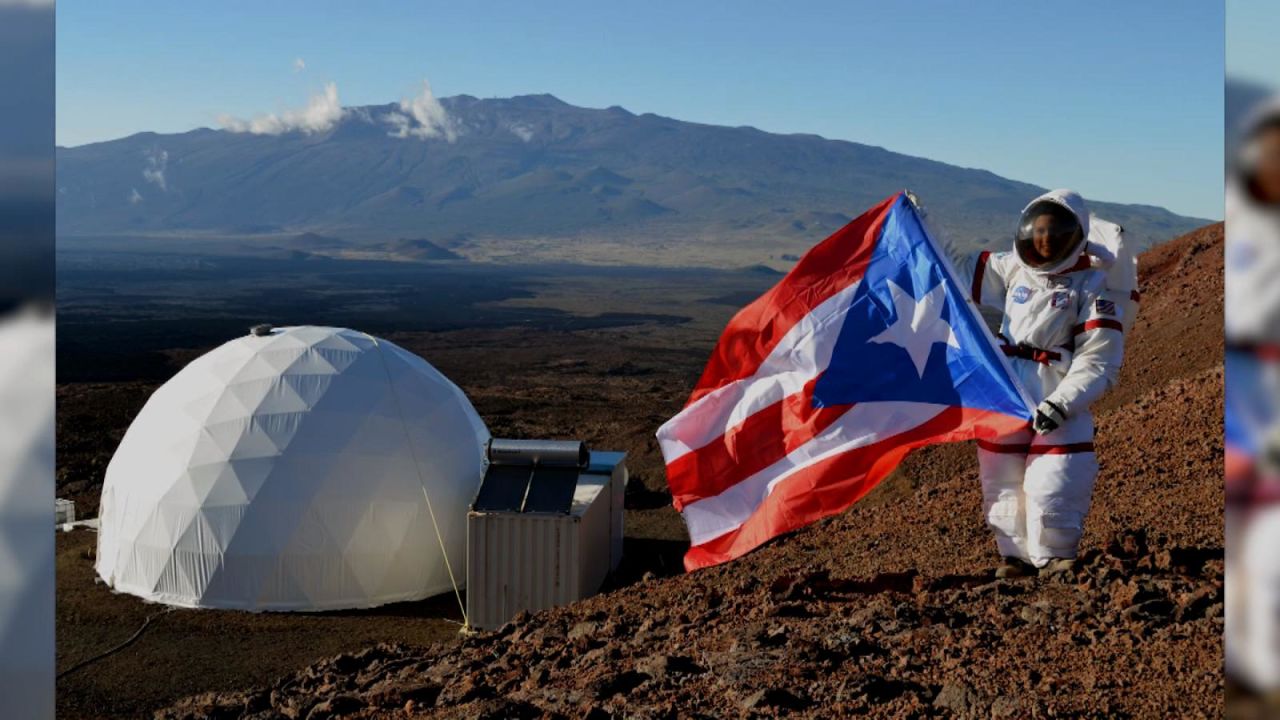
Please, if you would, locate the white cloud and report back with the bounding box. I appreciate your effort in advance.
[142,148,168,191]
[219,82,345,136]
[128,188,142,205]
[384,79,458,142]
[507,123,534,142]
[293,57,306,73]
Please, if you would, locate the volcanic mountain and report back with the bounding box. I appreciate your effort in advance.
[57,94,1207,264]
[155,222,1224,718]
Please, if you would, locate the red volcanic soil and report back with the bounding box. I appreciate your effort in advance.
[147,224,1224,719]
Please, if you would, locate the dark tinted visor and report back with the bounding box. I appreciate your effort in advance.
[1015,201,1082,268]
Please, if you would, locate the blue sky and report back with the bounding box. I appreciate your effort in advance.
[1229,0,1277,90]
[58,1,1223,219]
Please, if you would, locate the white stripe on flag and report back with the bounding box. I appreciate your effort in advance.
[680,401,948,546]
[657,281,862,462]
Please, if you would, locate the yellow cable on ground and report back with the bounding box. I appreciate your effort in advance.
[364,334,471,631]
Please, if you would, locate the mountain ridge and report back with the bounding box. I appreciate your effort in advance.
[56,93,1209,265]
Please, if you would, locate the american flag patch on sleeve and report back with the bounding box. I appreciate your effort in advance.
[1095,298,1116,316]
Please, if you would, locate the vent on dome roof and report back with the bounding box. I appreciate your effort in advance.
[249,324,274,337]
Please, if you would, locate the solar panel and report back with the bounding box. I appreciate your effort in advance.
[472,465,531,513]
[473,438,592,515]
[522,466,579,514]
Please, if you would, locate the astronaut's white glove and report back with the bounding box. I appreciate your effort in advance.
[1032,400,1067,435]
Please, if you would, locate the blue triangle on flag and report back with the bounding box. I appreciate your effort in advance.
[812,194,1031,420]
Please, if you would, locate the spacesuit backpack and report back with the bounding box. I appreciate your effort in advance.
[1086,216,1140,331]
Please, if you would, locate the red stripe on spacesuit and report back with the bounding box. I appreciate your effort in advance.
[1073,319,1123,335]
[972,251,990,304]
[976,439,1095,455]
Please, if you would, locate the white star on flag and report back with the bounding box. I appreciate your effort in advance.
[868,279,961,378]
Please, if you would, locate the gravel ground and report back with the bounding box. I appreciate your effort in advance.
[154,223,1225,719]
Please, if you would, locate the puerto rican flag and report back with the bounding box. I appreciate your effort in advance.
[657,192,1036,571]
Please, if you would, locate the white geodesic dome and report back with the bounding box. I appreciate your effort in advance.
[95,326,489,611]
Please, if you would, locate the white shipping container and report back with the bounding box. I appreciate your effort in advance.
[466,451,626,630]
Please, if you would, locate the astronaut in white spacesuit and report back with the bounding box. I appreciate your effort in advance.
[1225,96,1280,702]
[966,189,1130,578]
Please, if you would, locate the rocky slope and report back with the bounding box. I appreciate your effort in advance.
[158,223,1225,719]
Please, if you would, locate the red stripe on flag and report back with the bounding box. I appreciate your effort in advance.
[1226,446,1252,488]
[971,251,990,304]
[667,377,851,511]
[682,406,1028,571]
[686,193,899,407]
[1072,319,1123,335]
